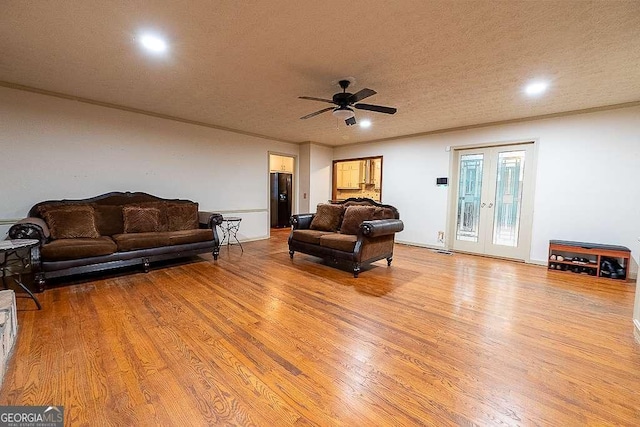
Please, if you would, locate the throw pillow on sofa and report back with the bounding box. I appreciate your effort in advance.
[41,204,101,239]
[373,207,396,220]
[310,203,344,232]
[167,202,199,231]
[93,204,124,236]
[340,205,377,235]
[127,201,169,231]
[123,206,162,233]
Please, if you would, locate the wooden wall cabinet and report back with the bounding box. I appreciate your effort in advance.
[269,155,294,173]
[373,160,382,189]
[336,161,362,189]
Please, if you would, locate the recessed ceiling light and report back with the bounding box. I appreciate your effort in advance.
[360,119,372,128]
[139,33,168,53]
[524,81,549,97]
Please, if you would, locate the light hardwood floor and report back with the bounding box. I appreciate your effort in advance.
[1,229,639,426]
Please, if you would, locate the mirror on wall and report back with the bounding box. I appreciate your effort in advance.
[332,156,382,202]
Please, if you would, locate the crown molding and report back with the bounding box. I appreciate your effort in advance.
[0,81,298,145]
[4,81,638,149]
[337,100,640,148]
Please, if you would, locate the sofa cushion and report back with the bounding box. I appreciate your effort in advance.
[93,205,124,236]
[126,201,169,231]
[123,206,162,233]
[310,204,344,232]
[319,234,358,252]
[341,202,396,220]
[41,237,117,261]
[340,206,377,235]
[373,207,397,220]
[167,202,199,231]
[291,229,335,245]
[41,205,100,239]
[167,229,213,245]
[343,200,373,208]
[112,232,170,251]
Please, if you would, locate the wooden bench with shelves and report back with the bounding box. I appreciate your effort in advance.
[548,240,630,280]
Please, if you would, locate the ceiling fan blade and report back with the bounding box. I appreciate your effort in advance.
[300,107,334,119]
[345,116,357,126]
[348,88,376,103]
[354,103,397,114]
[299,96,335,104]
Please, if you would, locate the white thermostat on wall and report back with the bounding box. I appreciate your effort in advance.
[436,177,448,186]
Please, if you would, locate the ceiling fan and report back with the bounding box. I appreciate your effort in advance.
[299,79,397,126]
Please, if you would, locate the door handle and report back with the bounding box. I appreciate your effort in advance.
[481,203,486,208]
[488,202,493,208]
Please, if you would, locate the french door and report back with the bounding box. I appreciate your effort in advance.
[451,143,535,260]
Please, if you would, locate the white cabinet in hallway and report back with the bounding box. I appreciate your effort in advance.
[269,154,294,173]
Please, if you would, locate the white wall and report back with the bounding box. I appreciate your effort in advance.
[297,143,311,214]
[3,86,639,272]
[0,87,299,241]
[309,144,333,210]
[335,106,640,269]
[634,245,640,342]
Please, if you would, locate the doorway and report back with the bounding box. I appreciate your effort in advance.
[269,154,295,228]
[450,142,536,261]
[332,156,383,202]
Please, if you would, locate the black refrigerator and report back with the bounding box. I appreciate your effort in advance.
[270,172,292,228]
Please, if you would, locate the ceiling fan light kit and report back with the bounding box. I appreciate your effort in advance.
[299,79,397,126]
[332,106,355,120]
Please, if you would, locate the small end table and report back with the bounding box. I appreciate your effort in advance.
[219,217,243,252]
[0,239,42,310]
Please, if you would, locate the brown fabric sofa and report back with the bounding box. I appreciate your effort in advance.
[288,198,404,277]
[8,192,223,291]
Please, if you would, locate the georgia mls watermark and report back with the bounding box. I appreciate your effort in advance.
[0,406,63,427]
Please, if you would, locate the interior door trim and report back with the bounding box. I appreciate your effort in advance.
[446,139,538,263]
[267,151,297,238]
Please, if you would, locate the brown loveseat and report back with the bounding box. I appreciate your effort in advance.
[8,192,223,291]
[288,198,404,277]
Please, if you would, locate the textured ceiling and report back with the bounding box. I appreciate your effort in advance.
[1,1,639,146]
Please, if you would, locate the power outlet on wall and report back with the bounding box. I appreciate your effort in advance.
[437,231,445,243]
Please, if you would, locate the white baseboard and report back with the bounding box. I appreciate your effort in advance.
[634,319,640,345]
[239,235,269,243]
[395,240,444,251]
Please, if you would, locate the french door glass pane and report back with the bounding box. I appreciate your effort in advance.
[492,150,525,247]
[456,154,483,242]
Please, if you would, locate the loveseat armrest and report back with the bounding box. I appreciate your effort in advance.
[199,211,223,229]
[290,214,314,230]
[361,219,404,238]
[8,217,50,245]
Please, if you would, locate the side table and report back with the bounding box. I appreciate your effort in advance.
[0,239,42,310]
[219,217,243,252]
